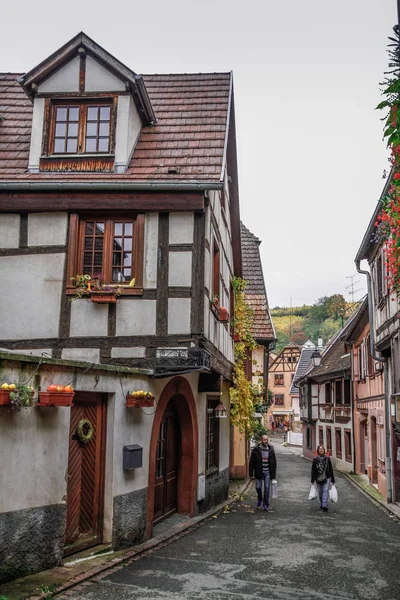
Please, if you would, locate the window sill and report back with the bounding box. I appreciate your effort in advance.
[66,287,143,297]
[206,467,219,477]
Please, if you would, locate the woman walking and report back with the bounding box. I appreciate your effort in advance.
[311,445,335,511]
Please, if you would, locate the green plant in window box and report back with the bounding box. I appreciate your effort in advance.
[9,383,34,411]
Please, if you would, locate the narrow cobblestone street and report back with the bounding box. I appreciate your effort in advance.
[58,443,400,600]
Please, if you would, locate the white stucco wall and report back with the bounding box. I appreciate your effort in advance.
[38,56,80,93]
[61,348,101,363]
[144,213,158,288]
[116,299,156,336]
[0,214,20,248]
[168,298,191,334]
[70,301,109,337]
[0,254,65,339]
[169,213,194,244]
[28,213,68,246]
[114,95,142,172]
[168,252,192,287]
[28,97,45,172]
[111,347,146,358]
[85,55,126,92]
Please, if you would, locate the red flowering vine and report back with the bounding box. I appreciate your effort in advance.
[376,27,400,295]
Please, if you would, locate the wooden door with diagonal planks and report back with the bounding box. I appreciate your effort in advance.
[64,393,106,555]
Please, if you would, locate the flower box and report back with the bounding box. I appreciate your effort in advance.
[90,291,117,304]
[38,392,75,407]
[125,393,155,408]
[218,306,229,323]
[0,390,11,406]
[0,389,35,408]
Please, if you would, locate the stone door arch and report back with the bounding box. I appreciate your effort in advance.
[147,376,198,538]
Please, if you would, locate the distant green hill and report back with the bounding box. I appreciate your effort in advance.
[270,295,359,351]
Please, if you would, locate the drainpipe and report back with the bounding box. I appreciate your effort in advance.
[356,260,392,503]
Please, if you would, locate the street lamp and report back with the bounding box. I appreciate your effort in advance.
[311,349,322,367]
[215,375,228,419]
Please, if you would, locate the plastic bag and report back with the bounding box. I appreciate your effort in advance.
[329,484,338,503]
[271,479,278,499]
[308,483,318,500]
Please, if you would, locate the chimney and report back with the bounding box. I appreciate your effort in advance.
[317,337,323,348]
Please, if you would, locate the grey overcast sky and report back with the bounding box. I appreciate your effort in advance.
[0,0,396,307]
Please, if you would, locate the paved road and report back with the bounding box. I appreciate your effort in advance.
[60,444,400,600]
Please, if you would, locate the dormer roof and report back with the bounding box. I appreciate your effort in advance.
[0,72,231,184]
[17,32,155,126]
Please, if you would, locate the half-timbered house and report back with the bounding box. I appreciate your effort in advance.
[0,32,242,582]
[355,177,399,504]
[229,223,275,478]
[267,343,301,429]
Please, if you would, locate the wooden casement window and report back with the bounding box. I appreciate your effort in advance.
[212,240,220,304]
[326,428,332,453]
[66,214,144,295]
[319,427,324,447]
[344,430,352,463]
[48,101,115,155]
[274,394,284,406]
[206,398,220,473]
[335,380,342,405]
[366,334,374,376]
[274,374,284,386]
[325,382,331,404]
[306,427,312,450]
[343,379,351,405]
[376,254,383,303]
[335,428,342,459]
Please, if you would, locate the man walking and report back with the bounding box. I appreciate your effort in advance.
[249,434,277,511]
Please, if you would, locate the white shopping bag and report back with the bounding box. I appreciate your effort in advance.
[308,483,318,500]
[271,479,278,499]
[329,484,338,503]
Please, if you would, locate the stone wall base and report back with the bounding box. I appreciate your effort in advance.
[112,488,148,550]
[0,504,66,584]
[198,467,229,513]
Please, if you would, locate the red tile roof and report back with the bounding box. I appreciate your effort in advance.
[0,72,231,182]
[240,222,275,341]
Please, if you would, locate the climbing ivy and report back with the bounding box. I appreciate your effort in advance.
[229,277,261,436]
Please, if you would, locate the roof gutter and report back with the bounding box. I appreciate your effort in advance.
[356,258,392,503]
[0,181,224,192]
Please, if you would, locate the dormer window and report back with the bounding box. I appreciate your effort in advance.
[50,101,113,155]
[22,32,156,173]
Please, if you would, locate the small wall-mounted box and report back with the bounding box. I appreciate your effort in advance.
[123,444,143,470]
[197,474,206,501]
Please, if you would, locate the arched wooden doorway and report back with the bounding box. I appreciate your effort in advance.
[147,377,198,538]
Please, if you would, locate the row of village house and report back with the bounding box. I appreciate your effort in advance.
[0,33,276,582]
[295,169,400,506]
[262,173,400,507]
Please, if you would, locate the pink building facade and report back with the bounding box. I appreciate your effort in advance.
[345,300,387,497]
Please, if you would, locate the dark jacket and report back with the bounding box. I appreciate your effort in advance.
[311,455,335,484]
[249,444,277,480]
